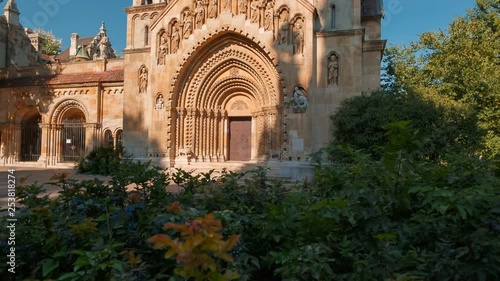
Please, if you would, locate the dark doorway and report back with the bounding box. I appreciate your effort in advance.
[20,113,42,162]
[229,117,251,161]
[61,110,86,162]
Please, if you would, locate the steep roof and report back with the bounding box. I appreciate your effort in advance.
[0,69,124,88]
[58,36,93,62]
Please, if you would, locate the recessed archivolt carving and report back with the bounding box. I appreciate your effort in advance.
[50,99,89,124]
[168,26,282,98]
[178,45,279,110]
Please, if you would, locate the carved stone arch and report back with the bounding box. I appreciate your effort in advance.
[169,25,283,103]
[168,26,284,163]
[140,13,150,20]
[50,99,89,124]
[201,76,263,110]
[14,105,41,124]
[150,12,159,20]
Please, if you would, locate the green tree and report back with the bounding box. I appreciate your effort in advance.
[383,0,500,155]
[34,28,62,56]
[330,90,482,160]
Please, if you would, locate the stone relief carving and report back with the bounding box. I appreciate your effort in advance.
[222,0,231,12]
[238,0,247,15]
[195,0,206,29]
[264,1,274,31]
[328,53,339,86]
[208,0,217,18]
[171,25,181,53]
[230,100,249,110]
[291,86,307,113]
[183,10,194,38]
[250,0,260,23]
[139,66,148,93]
[157,32,168,65]
[293,21,304,55]
[278,9,290,44]
[155,94,165,110]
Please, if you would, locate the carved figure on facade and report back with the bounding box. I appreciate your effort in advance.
[208,0,217,18]
[155,94,165,110]
[264,1,274,31]
[328,53,339,86]
[183,10,194,38]
[99,34,110,59]
[171,25,180,53]
[157,32,168,65]
[238,0,247,15]
[195,0,206,29]
[293,21,304,55]
[250,0,260,23]
[139,66,148,94]
[291,86,307,112]
[222,0,231,12]
[278,9,289,44]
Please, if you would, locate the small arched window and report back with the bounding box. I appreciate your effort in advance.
[144,25,150,46]
[116,129,123,149]
[331,4,336,29]
[103,130,113,147]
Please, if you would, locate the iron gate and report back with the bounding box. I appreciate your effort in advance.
[61,119,86,162]
[20,118,42,162]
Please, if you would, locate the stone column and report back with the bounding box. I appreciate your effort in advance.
[37,123,50,166]
[84,123,100,155]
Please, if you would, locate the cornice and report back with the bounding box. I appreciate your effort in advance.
[123,47,151,54]
[125,3,166,14]
[362,39,386,52]
[316,28,365,37]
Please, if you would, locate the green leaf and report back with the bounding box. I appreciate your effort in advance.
[42,259,59,277]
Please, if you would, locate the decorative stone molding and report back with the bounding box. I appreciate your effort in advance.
[50,99,89,124]
[363,40,386,52]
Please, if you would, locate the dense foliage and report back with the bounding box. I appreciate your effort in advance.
[76,146,124,175]
[330,90,482,159]
[34,28,62,56]
[1,124,499,280]
[382,0,500,155]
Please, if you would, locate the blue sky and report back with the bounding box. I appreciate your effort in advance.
[10,0,477,54]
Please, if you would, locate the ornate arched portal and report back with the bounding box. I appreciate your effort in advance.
[169,31,282,163]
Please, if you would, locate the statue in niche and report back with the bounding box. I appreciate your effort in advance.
[238,0,247,15]
[264,1,274,31]
[328,54,339,86]
[171,26,180,53]
[250,0,260,23]
[278,10,289,44]
[195,0,205,29]
[139,67,148,93]
[222,0,231,12]
[291,86,307,112]
[155,94,165,110]
[293,21,304,55]
[208,0,217,18]
[157,34,168,65]
[183,10,193,38]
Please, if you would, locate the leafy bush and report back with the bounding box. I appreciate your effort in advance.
[1,125,499,280]
[331,90,483,159]
[77,146,124,175]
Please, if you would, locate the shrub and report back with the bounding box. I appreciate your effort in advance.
[76,146,124,175]
[331,89,483,159]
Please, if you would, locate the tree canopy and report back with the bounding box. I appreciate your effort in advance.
[34,28,62,56]
[382,0,500,155]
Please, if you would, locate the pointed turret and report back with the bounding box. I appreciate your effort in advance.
[3,0,20,26]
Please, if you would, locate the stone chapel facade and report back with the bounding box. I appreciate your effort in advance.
[123,0,384,176]
[0,0,384,178]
